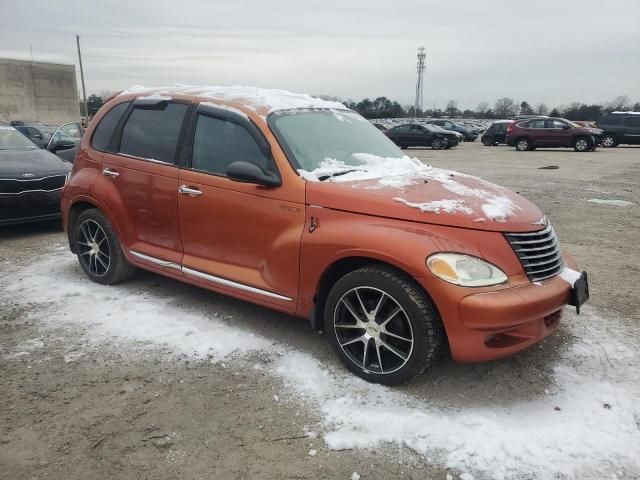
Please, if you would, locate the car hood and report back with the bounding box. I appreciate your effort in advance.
[305,164,545,233]
[0,148,71,177]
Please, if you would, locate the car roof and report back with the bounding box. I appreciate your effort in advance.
[114,85,348,119]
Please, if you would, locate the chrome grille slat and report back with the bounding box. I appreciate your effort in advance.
[0,175,66,195]
[504,224,564,282]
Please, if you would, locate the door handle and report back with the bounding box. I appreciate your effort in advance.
[178,185,203,196]
[102,168,119,178]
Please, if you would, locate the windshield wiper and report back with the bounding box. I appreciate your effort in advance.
[317,169,359,181]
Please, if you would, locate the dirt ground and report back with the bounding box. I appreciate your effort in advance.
[1,143,639,480]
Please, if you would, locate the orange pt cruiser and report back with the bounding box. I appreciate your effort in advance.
[61,86,589,384]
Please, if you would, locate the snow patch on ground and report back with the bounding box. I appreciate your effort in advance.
[4,252,640,479]
[587,198,635,207]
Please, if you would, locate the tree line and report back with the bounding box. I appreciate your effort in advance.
[83,92,639,121]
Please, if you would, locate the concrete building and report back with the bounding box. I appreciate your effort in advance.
[0,58,80,124]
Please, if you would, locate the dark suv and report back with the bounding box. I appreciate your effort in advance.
[596,112,640,147]
[425,119,478,142]
[506,117,602,152]
[481,120,512,146]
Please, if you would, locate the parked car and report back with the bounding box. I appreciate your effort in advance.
[0,124,71,226]
[422,123,460,148]
[506,117,602,152]
[425,119,478,141]
[481,120,513,146]
[46,121,83,162]
[12,122,55,148]
[385,123,458,149]
[371,123,388,131]
[61,87,588,385]
[596,112,640,147]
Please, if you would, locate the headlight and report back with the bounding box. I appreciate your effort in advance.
[426,253,508,287]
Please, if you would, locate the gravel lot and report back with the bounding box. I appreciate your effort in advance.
[1,143,639,480]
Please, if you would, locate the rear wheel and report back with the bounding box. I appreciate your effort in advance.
[74,209,136,285]
[573,136,592,152]
[482,136,494,146]
[515,137,530,151]
[601,134,618,148]
[324,265,443,385]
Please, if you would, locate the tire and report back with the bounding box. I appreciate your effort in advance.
[399,144,408,150]
[482,136,494,146]
[573,136,592,152]
[74,208,136,285]
[431,137,444,150]
[515,137,530,151]
[601,134,618,148]
[324,264,443,385]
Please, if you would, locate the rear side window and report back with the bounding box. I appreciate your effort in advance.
[524,120,546,129]
[623,117,640,128]
[91,102,130,151]
[191,114,269,176]
[120,103,188,163]
[599,115,622,126]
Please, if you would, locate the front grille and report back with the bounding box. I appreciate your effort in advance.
[0,175,66,195]
[504,224,564,282]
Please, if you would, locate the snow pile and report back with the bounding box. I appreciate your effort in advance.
[5,251,639,479]
[120,85,345,117]
[587,199,635,207]
[393,198,473,215]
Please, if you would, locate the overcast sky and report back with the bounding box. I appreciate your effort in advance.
[1,0,639,110]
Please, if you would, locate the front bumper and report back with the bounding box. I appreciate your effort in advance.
[419,253,580,363]
[0,190,62,226]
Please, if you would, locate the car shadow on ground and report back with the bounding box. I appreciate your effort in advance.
[0,220,63,240]
[54,259,568,409]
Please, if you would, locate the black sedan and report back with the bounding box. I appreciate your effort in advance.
[0,125,71,226]
[385,123,459,150]
[481,120,513,146]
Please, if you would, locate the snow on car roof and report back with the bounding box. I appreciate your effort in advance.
[119,85,346,118]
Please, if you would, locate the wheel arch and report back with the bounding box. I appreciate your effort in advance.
[67,200,101,253]
[309,255,442,334]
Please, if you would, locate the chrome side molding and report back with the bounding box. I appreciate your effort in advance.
[182,266,292,302]
[129,250,292,302]
[130,250,181,270]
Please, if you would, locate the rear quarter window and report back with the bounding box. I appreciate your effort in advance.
[599,115,622,126]
[623,117,640,128]
[91,102,130,151]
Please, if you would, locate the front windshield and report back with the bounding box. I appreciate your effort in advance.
[270,109,403,171]
[0,126,39,150]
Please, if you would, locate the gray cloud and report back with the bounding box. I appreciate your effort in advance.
[1,0,639,109]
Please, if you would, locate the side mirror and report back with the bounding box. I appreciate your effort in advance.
[226,161,281,187]
[48,140,75,153]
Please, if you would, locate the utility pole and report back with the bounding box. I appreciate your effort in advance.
[76,34,88,122]
[414,47,426,118]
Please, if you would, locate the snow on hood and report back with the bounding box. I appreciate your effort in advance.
[301,154,530,227]
[120,85,345,118]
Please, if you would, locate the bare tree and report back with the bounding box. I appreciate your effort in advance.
[535,103,549,115]
[494,97,516,118]
[476,101,489,115]
[604,95,630,112]
[445,99,459,116]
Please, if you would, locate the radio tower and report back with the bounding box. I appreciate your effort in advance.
[414,47,426,117]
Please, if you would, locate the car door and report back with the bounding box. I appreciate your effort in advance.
[622,116,640,144]
[543,119,572,147]
[96,98,190,266]
[177,103,304,310]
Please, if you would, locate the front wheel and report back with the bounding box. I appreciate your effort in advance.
[601,134,618,148]
[324,265,443,385]
[74,209,136,285]
[573,136,592,152]
[431,137,444,150]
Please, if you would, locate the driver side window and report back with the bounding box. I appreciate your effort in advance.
[192,114,269,176]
